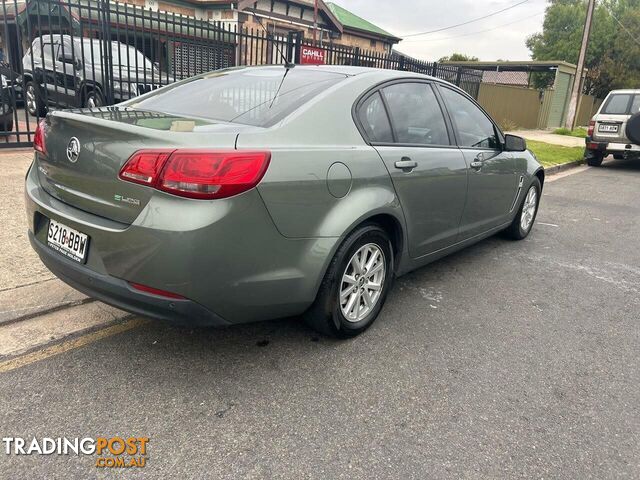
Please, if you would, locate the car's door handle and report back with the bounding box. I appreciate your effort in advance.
[470,153,484,170]
[394,158,418,172]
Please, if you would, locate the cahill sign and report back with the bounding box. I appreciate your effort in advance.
[300,46,325,65]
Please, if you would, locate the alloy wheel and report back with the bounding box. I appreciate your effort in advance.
[339,243,386,322]
[26,85,37,115]
[520,186,538,232]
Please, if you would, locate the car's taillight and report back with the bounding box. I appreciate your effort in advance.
[119,150,174,186]
[119,150,271,200]
[33,119,47,154]
[587,120,595,137]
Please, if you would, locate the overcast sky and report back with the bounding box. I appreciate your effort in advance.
[336,0,547,61]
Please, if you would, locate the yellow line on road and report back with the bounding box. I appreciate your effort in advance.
[0,318,148,373]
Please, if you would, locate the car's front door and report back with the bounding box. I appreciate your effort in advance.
[358,81,468,258]
[438,85,519,239]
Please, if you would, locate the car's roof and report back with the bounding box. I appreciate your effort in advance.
[236,64,442,81]
[607,89,640,94]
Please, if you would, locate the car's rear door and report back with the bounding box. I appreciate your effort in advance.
[594,93,640,144]
[437,85,519,239]
[358,81,468,258]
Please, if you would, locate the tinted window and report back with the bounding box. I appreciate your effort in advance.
[632,95,640,114]
[132,68,346,127]
[382,83,450,145]
[602,94,633,114]
[358,92,393,143]
[440,87,499,149]
[42,42,58,61]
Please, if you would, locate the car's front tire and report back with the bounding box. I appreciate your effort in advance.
[504,178,541,240]
[304,224,394,338]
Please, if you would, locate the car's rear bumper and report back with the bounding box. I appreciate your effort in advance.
[25,158,338,325]
[586,138,640,153]
[29,231,229,326]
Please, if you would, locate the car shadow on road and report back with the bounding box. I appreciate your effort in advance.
[601,157,640,173]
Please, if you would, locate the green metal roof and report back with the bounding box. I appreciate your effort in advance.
[326,2,399,41]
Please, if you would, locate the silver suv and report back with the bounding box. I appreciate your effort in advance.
[585,89,640,166]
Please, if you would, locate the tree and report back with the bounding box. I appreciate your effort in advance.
[438,53,479,62]
[527,0,640,97]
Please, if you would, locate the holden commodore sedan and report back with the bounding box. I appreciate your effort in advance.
[25,66,543,338]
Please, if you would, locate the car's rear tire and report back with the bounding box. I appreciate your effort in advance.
[504,178,541,240]
[585,150,604,167]
[25,81,46,117]
[84,89,104,109]
[304,224,394,338]
[613,153,624,160]
[0,116,13,132]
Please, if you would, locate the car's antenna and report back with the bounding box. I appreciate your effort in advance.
[254,16,296,70]
[253,15,295,108]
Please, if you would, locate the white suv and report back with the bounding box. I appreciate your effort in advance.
[585,89,640,166]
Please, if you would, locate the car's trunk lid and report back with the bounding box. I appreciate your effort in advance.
[37,107,248,224]
[593,113,630,143]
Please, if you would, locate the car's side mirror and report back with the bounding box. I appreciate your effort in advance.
[74,59,83,71]
[625,112,640,144]
[504,134,527,152]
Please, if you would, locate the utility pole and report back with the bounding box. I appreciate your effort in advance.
[565,0,596,130]
[312,0,319,44]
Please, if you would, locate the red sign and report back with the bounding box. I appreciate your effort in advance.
[300,46,325,65]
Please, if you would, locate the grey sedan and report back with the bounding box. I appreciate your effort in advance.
[25,66,543,337]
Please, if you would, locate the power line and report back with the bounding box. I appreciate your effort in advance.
[608,10,640,47]
[402,11,544,43]
[403,0,530,38]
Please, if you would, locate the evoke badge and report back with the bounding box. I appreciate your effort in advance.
[66,137,80,163]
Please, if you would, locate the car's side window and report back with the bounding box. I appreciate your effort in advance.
[381,82,450,146]
[440,86,499,149]
[31,42,43,59]
[357,91,394,143]
[42,42,58,62]
[631,95,640,114]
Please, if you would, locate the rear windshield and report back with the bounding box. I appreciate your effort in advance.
[130,68,346,127]
[601,93,640,115]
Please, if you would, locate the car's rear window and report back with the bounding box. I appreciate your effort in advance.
[601,94,640,115]
[130,68,346,127]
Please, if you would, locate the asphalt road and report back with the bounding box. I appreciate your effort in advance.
[1,160,639,479]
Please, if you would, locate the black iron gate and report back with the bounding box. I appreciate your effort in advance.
[0,0,482,148]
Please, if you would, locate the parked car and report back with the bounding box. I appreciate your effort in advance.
[0,66,15,132]
[25,66,543,338]
[585,89,640,166]
[22,35,165,116]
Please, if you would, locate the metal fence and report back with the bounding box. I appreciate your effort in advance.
[0,0,483,148]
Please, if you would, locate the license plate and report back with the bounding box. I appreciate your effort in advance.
[598,124,619,133]
[47,219,89,263]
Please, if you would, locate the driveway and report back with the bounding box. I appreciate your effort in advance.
[0,159,638,479]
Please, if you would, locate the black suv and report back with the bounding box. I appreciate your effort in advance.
[1,64,15,132]
[22,35,167,116]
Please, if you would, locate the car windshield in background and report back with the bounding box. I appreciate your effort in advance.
[81,40,153,70]
[602,93,640,115]
[130,68,347,127]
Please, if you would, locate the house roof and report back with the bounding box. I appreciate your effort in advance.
[326,2,400,42]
